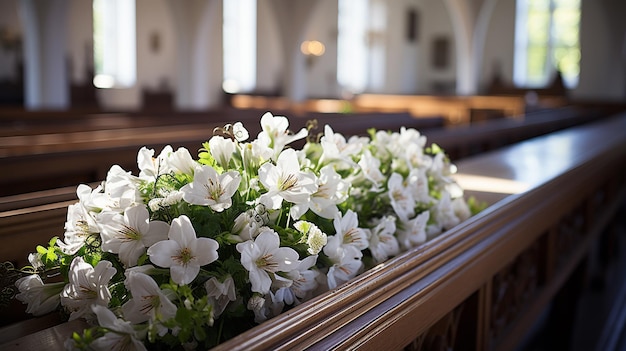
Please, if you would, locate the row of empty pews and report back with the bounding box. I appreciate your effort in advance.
[1,101,625,351]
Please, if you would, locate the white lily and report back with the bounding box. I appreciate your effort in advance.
[258,112,308,160]
[333,210,368,251]
[273,255,319,305]
[137,145,173,180]
[102,165,142,212]
[100,205,170,267]
[323,235,363,290]
[76,183,107,212]
[209,135,236,169]
[319,125,363,168]
[14,274,64,316]
[366,216,400,264]
[358,149,385,190]
[396,211,430,251]
[58,202,100,255]
[205,275,237,317]
[147,215,219,285]
[258,148,317,217]
[180,165,241,212]
[231,210,263,242]
[432,190,461,231]
[236,230,299,294]
[388,172,415,222]
[168,147,197,175]
[90,304,147,351]
[60,257,117,321]
[292,165,349,219]
[122,272,177,335]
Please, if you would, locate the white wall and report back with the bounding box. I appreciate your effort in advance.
[417,0,456,94]
[302,0,339,98]
[136,0,177,92]
[256,0,283,95]
[66,0,93,84]
[574,0,626,101]
[384,0,420,94]
[480,0,515,92]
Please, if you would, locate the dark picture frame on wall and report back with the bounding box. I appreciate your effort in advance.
[407,7,419,43]
[432,36,449,69]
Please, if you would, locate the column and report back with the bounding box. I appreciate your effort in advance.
[19,0,69,109]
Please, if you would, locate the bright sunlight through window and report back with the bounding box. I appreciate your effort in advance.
[223,0,257,94]
[92,0,136,89]
[514,0,581,88]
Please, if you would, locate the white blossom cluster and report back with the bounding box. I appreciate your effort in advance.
[13,112,471,350]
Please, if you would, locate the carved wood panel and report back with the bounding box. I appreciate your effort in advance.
[405,304,465,351]
[488,238,542,345]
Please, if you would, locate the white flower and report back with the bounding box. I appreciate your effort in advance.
[246,293,283,324]
[209,135,236,169]
[258,148,317,217]
[168,147,197,175]
[292,165,349,219]
[258,112,308,159]
[367,216,400,264]
[396,211,430,251]
[236,230,299,294]
[432,191,461,231]
[246,294,267,323]
[274,255,319,305]
[333,210,368,251]
[294,221,327,255]
[452,196,472,223]
[14,274,64,316]
[76,183,107,212]
[232,121,249,141]
[358,149,385,190]
[122,272,177,335]
[319,125,364,168]
[407,168,433,204]
[181,165,241,212]
[148,190,184,211]
[58,203,100,255]
[205,276,237,317]
[60,257,117,321]
[137,145,173,180]
[27,252,44,270]
[231,210,263,242]
[90,304,147,351]
[100,205,170,267]
[147,215,219,285]
[102,165,142,212]
[323,235,363,290]
[388,172,415,222]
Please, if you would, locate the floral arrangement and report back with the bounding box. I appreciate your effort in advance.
[6,112,477,350]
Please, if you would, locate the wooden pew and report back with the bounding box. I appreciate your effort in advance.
[0,110,444,195]
[2,111,624,351]
[230,94,531,126]
[424,105,602,160]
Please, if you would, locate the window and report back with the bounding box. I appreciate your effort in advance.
[222,0,257,94]
[337,0,369,94]
[92,0,137,88]
[514,0,581,88]
[337,0,387,95]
